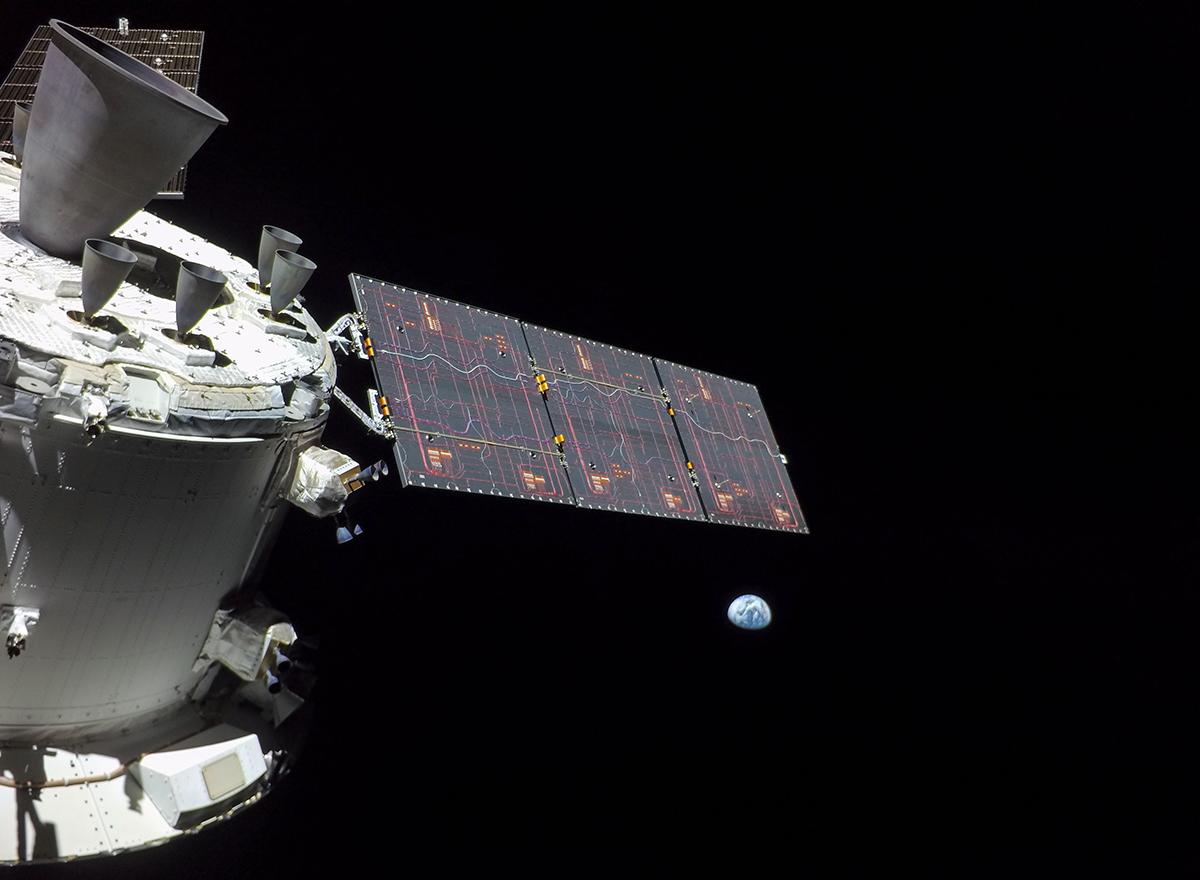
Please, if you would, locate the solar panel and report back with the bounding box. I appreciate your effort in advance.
[1,24,207,197]
[351,274,807,533]
[522,323,705,521]
[349,275,574,505]
[656,360,806,532]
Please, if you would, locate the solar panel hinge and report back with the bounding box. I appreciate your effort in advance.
[325,312,372,359]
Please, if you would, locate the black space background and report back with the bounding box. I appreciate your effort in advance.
[3,4,1198,875]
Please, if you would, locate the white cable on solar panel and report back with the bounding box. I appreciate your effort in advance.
[380,347,530,383]
[676,410,776,449]
[543,373,658,397]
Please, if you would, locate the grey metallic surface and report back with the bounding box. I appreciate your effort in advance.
[10,101,28,166]
[0,25,208,196]
[257,226,301,287]
[18,20,227,257]
[81,238,137,318]
[269,250,316,314]
[175,261,227,334]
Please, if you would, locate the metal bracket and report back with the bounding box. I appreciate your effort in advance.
[332,386,393,439]
[325,312,371,360]
[79,388,109,443]
[0,605,40,658]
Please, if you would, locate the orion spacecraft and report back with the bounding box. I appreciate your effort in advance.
[0,19,802,864]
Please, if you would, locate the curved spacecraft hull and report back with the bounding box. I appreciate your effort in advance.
[0,421,293,740]
[0,203,332,861]
[0,21,339,864]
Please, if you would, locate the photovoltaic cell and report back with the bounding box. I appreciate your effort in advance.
[351,274,805,533]
[350,275,573,505]
[523,324,705,521]
[656,360,806,532]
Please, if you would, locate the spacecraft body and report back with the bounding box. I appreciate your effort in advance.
[0,14,808,866]
[0,21,338,862]
[0,194,332,741]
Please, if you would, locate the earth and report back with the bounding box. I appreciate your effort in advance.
[727,594,771,629]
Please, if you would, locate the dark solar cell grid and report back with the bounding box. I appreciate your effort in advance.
[350,275,573,505]
[352,274,804,533]
[656,360,806,533]
[523,324,705,522]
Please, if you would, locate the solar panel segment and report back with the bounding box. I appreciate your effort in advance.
[522,323,706,522]
[656,360,807,533]
[350,274,805,532]
[350,275,573,505]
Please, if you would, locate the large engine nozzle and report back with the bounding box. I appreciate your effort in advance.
[18,20,228,258]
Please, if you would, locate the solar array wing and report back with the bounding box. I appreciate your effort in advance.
[349,275,573,505]
[351,274,806,533]
[0,25,206,197]
[523,324,705,521]
[656,360,806,532]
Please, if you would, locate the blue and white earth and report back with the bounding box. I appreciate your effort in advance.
[727,594,772,629]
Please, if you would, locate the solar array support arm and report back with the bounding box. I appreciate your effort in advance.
[332,386,393,439]
[325,313,371,359]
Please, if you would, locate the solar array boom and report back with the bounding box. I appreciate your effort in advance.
[349,274,806,533]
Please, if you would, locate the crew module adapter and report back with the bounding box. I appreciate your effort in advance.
[0,20,805,864]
